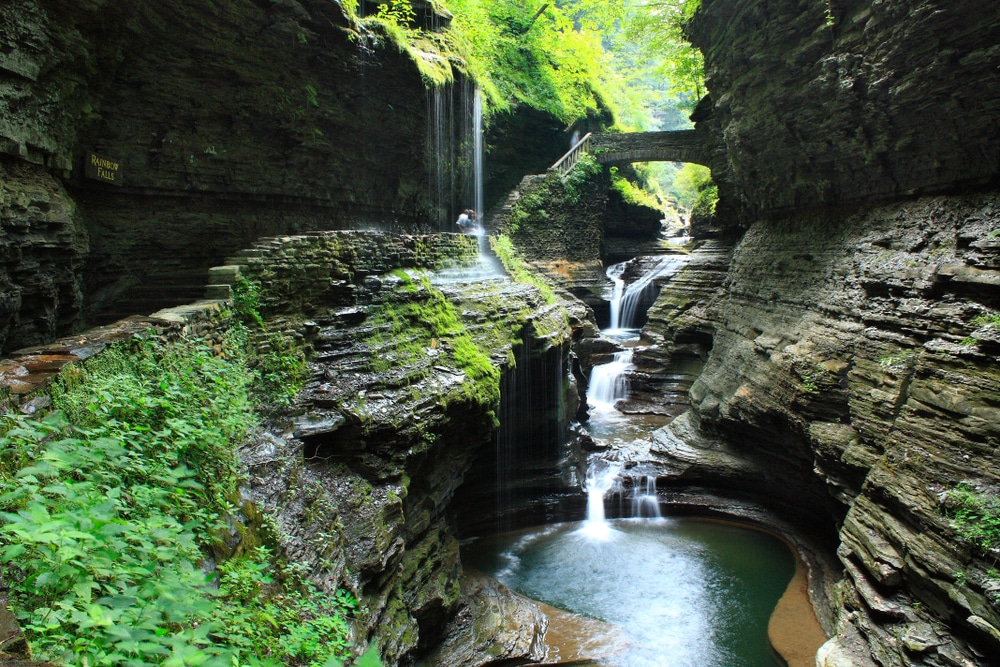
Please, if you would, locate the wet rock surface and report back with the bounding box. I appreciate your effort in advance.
[422,572,548,667]
[0,0,492,343]
[0,157,87,354]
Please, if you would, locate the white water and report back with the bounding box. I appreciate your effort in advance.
[425,84,484,231]
[632,475,662,519]
[586,349,633,412]
[473,88,484,223]
[580,462,621,541]
[607,255,688,331]
[606,263,627,330]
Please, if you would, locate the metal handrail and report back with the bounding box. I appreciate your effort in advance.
[549,132,593,175]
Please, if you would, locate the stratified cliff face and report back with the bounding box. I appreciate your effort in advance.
[633,1,1000,665]
[688,0,1000,217]
[0,0,580,352]
[214,232,576,666]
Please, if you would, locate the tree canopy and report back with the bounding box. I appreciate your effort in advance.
[356,0,705,130]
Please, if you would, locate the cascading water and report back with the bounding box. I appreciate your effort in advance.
[606,263,626,330]
[586,349,633,412]
[631,475,662,519]
[462,247,806,665]
[580,462,621,540]
[607,255,688,331]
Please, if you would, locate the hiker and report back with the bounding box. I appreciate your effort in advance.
[456,209,476,233]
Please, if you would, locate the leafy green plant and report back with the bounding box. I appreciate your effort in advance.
[879,348,917,369]
[562,154,603,204]
[946,483,1000,556]
[1,414,239,665]
[229,278,308,407]
[1,333,370,666]
[213,546,361,666]
[377,0,416,27]
[610,166,662,211]
[232,277,265,326]
[972,312,1000,328]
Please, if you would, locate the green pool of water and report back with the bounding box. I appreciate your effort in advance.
[463,517,795,667]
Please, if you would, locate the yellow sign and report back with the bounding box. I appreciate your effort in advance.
[85,152,122,186]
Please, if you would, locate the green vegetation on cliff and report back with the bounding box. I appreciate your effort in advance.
[443,0,616,123]
[353,0,705,131]
[490,235,556,304]
[0,331,367,666]
[365,272,500,410]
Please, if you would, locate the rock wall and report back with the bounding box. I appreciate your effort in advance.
[224,231,578,665]
[650,193,1000,666]
[487,161,665,316]
[688,0,1000,217]
[631,1,1000,664]
[0,0,499,349]
[0,230,580,666]
[0,157,87,351]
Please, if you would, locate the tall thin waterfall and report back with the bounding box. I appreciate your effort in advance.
[472,88,484,221]
[426,85,455,230]
[425,83,483,231]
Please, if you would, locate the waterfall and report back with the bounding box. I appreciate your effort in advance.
[606,263,626,330]
[426,85,454,230]
[631,475,662,519]
[586,349,633,412]
[425,83,483,231]
[580,462,621,541]
[473,88,484,222]
[608,255,687,330]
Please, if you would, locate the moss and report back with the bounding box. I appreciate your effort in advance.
[363,271,500,414]
[489,234,556,304]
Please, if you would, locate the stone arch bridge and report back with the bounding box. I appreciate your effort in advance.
[551,130,710,174]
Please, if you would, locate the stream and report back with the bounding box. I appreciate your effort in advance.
[462,257,798,666]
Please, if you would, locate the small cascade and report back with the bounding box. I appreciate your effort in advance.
[586,349,633,412]
[607,255,688,330]
[631,475,662,519]
[580,462,621,541]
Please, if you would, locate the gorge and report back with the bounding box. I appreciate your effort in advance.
[2,1,1000,667]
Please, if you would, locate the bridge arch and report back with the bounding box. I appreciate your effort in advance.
[550,130,711,174]
[591,130,711,167]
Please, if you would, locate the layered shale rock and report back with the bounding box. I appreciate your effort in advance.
[687,0,1000,219]
[642,194,1000,666]
[621,2,1000,664]
[225,231,575,665]
[0,157,87,352]
[0,0,589,351]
